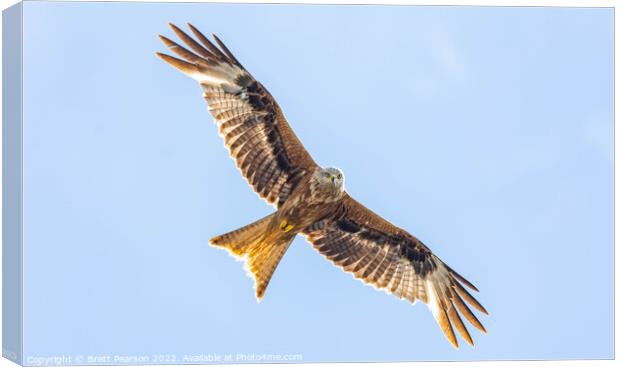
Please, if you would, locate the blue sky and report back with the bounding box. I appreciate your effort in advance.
[20,1,612,363]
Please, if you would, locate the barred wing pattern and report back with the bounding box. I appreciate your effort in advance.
[303,194,488,348]
[157,23,317,208]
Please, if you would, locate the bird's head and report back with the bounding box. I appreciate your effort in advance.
[313,166,345,198]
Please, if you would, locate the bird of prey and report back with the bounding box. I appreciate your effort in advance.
[156,23,488,348]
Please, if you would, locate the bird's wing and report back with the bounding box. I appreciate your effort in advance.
[302,193,488,348]
[157,23,318,208]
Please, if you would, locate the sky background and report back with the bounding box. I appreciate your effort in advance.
[19,1,613,363]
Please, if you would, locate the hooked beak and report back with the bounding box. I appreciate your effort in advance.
[330,175,336,183]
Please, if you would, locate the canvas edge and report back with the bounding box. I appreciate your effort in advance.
[2,1,23,366]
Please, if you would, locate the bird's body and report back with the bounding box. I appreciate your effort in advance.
[278,167,346,229]
[157,23,488,349]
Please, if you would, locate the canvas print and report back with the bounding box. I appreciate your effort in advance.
[2,0,614,365]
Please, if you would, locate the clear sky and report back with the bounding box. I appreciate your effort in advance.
[20,1,613,363]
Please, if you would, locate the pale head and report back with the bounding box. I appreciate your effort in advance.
[310,166,345,201]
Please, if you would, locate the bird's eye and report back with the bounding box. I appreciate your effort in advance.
[323,172,330,178]
[337,173,342,179]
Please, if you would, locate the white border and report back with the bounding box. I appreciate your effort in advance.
[0,1,616,367]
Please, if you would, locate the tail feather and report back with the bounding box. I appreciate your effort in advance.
[210,214,273,257]
[246,235,295,300]
[209,214,295,301]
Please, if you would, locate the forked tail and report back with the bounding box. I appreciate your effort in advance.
[209,214,295,301]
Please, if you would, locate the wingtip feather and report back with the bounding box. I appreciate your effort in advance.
[168,22,180,32]
[158,34,175,47]
[212,33,242,67]
[451,288,487,334]
[156,52,202,80]
[447,301,474,347]
[454,280,488,315]
[445,264,480,292]
[434,297,458,349]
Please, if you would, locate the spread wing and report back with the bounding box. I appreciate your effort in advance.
[157,23,317,208]
[303,194,488,348]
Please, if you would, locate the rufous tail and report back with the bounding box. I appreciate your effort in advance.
[209,214,295,301]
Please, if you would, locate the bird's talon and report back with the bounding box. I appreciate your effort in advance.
[279,220,293,232]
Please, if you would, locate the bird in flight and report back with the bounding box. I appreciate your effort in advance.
[156,23,488,348]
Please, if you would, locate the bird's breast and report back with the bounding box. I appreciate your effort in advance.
[278,190,340,231]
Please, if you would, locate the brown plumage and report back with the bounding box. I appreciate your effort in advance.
[157,23,488,348]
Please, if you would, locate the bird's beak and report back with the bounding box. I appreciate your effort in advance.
[330,175,336,183]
